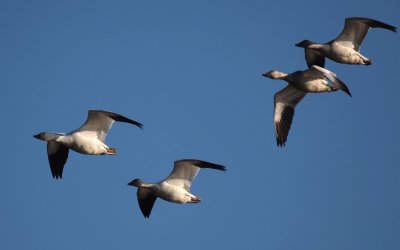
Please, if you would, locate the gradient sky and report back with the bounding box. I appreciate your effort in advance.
[1,1,399,249]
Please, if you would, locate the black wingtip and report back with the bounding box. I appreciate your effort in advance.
[218,165,227,172]
[187,160,227,172]
[341,84,352,97]
[205,162,227,172]
[331,76,352,98]
[276,138,286,148]
[130,119,144,129]
[124,119,143,129]
[377,22,397,33]
[52,173,62,179]
[340,85,352,97]
[132,121,144,129]
[100,110,144,129]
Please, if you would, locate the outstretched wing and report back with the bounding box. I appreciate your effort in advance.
[76,110,143,142]
[274,85,307,147]
[47,141,69,179]
[137,188,157,218]
[335,17,397,51]
[165,159,226,191]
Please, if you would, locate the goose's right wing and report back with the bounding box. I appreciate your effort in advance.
[137,187,157,218]
[274,85,307,147]
[304,48,325,68]
[47,141,69,179]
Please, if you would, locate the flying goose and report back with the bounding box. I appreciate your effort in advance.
[33,110,143,179]
[295,17,397,67]
[262,65,351,147]
[128,159,226,218]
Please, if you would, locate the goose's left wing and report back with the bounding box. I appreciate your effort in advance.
[76,110,143,142]
[165,159,226,191]
[335,17,397,51]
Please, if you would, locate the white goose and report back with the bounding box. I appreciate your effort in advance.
[295,17,397,67]
[33,110,143,179]
[128,159,226,218]
[262,65,351,147]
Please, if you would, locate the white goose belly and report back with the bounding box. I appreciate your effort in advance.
[294,79,332,93]
[330,42,365,64]
[156,182,193,204]
[305,79,333,92]
[63,133,109,155]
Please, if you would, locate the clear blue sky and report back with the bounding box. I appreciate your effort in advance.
[1,0,399,249]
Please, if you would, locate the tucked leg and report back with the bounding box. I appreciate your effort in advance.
[107,148,117,154]
[190,196,202,203]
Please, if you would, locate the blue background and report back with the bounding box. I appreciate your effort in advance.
[1,0,399,249]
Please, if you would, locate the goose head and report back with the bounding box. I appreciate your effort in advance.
[33,132,64,141]
[33,132,63,141]
[33,132,45,140]
[295,39,316,48]
[128,179,144,187]
[262,70,287,79]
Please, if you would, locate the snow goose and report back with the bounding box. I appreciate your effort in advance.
[128,159,226,218]
[295,17,397,67]
[33,110,143,179]
[262,65,351,147]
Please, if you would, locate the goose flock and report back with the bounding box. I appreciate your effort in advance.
[264,17,396,147]
[34,17,396,218]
